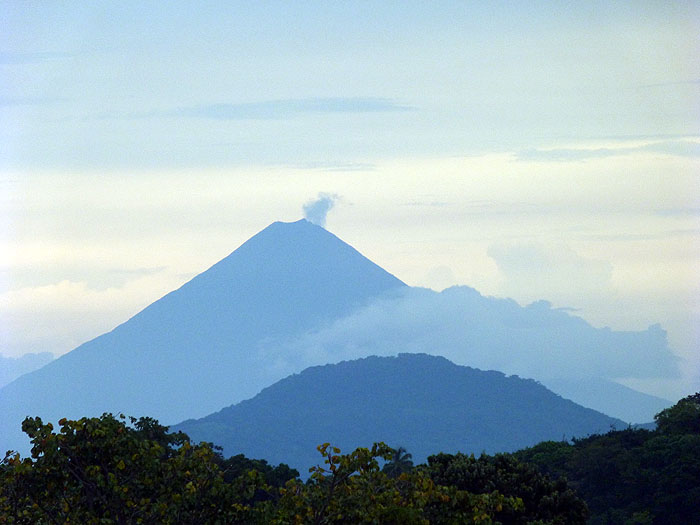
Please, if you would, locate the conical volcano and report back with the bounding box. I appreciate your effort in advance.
[0,220,406,454]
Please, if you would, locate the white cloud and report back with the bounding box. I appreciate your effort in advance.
[258,287,680,388]
[0,271,186,357]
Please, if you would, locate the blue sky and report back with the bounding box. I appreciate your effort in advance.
[1,2,698,400]
[2,1,697,169]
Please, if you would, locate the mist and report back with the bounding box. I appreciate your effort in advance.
[259,286,679,390]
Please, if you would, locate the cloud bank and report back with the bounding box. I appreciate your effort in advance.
[258,286,680,385]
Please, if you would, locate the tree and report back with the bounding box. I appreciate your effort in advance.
[654,392,700,435]
[18,408,698,523]
[515,394,700,525]
[214,452,299,493]
[0,416,522,523]
[426,452,588,525]
[382,446,414,478]
[0,414,263,523]
[271,442,520,524]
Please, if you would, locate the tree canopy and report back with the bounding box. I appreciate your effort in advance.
[0,414,585,524]
[0,414,265,523]
[515,393,700,524]
[382,446,414,478]
[2,393,698,523]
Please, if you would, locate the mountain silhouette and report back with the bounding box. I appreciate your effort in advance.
[540,377,671,424]
[175,353,626,474]
[0,220,405,454]
[0,352,53,389]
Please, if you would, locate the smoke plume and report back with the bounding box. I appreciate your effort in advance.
[303,193,339,228]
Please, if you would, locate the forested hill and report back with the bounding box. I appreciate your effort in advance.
[175,353,625,473]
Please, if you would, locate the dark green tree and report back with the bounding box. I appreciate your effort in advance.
[515,393,700,525]
[215,452,298,491]
[382,446,414,478]
[0,414,263,524]
[654,392,700,435]
[271,442,520,524]
[426,452,588,524]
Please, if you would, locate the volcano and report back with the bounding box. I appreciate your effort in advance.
[0,220,405,453]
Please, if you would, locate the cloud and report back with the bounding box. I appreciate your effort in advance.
[171,97,413,120]
[0,271,186,357]
[654,208,700,217]
[303,193,339,228]
[0,96,62,107]
[516,139,700,162]
[588,228,700,241]
[257,286,680,384]
[645,140,700,157]
[402,200,451,208]
[85,98,413,123]
[419,265,457,291]
[289,161,376,172]
[1,265,169,294]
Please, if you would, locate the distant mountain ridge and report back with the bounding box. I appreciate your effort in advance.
[540,377,671,424]
[175,353,626,474]
[0,352,53,389]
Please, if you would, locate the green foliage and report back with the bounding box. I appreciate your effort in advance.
[426,452,588,524]
[4,396,697,524]
[0,414,264,524]
[654,392,700,435]
[215,452,299,489]
[271,442,521,524]
[382,446,414,478]
[515,393,700,525]
[0,415,571,524]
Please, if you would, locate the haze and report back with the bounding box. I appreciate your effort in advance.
[1,2,698,401]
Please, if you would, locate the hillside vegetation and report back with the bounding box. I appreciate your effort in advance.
[515,393,700,524]
[175,353,625,471]
[2,394,698,524]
